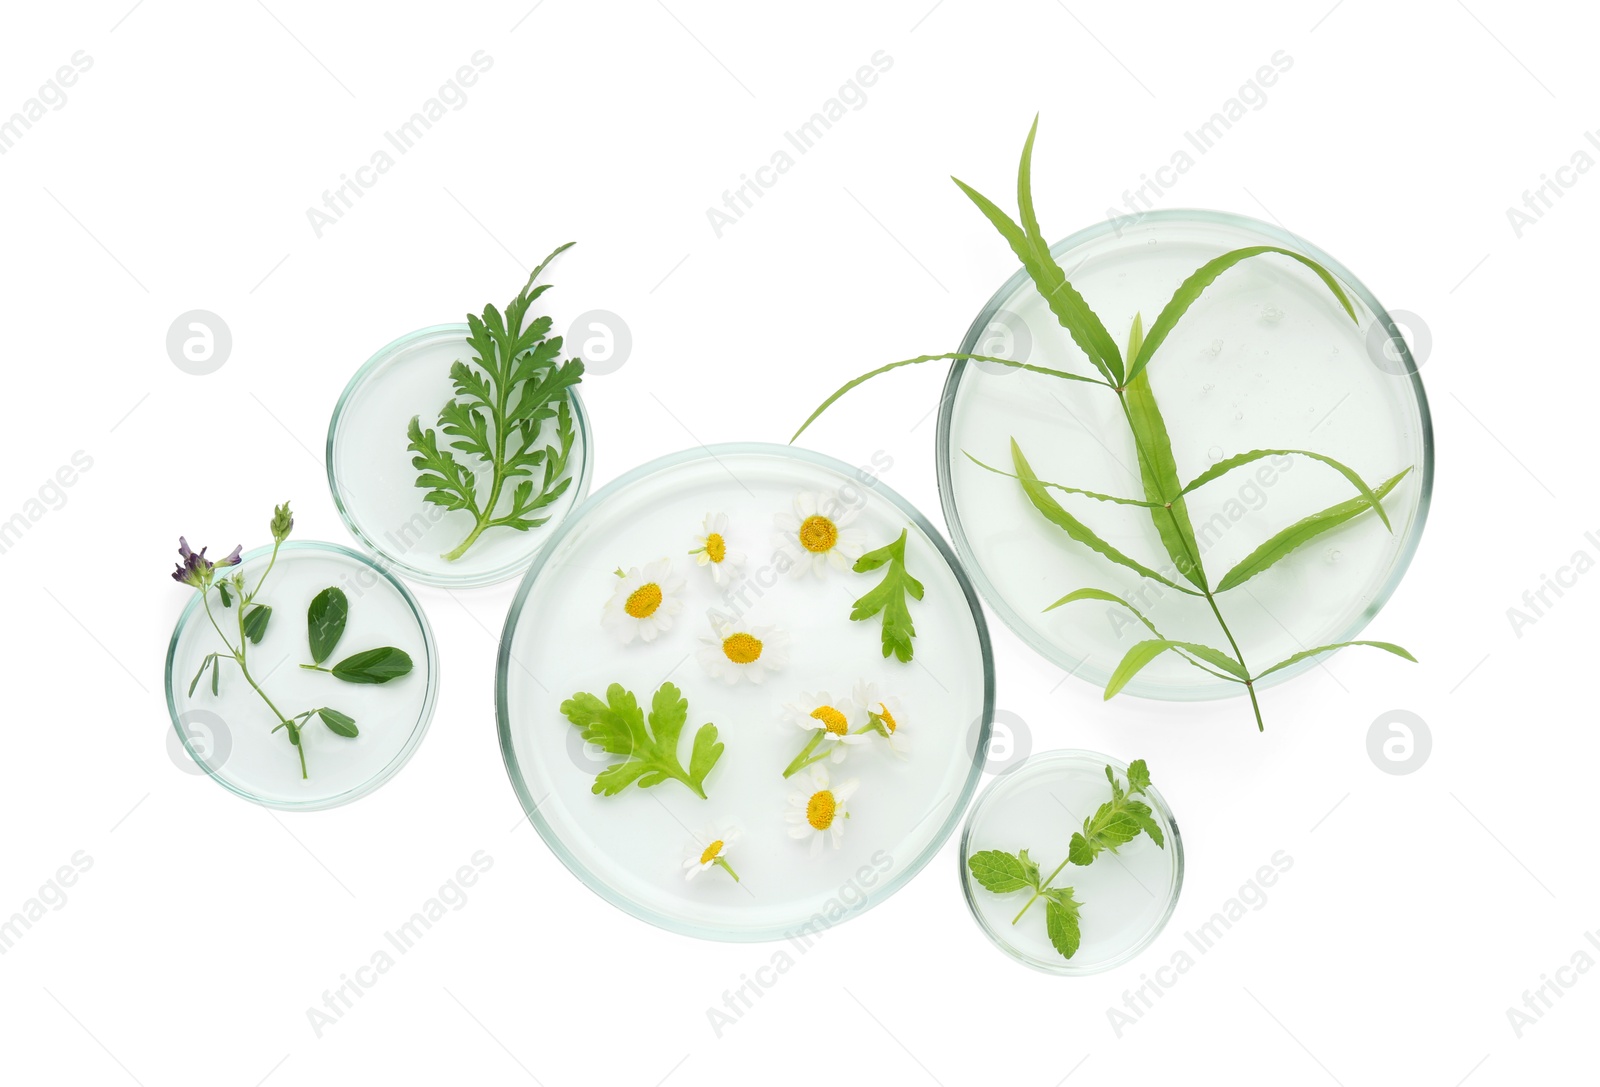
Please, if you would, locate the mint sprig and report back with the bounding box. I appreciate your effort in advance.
[1068,759,1165,866]
[968,846,1083,960]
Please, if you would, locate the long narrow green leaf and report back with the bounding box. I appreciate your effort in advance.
[1181,448,1392,531]
[1121,314,1207,589]
[1014,116,1125,384]
[1105,638,1246,699]
[964,452,1159,507]
[951,173,1120,385]
[1043,587,1241,684]
[790,353,1106,442]
[1126,245,1359,384]
[1011,440,1200,596]
[1216,467,1412,592]
[1253,640,1417,681]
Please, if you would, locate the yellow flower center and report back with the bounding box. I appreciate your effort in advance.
[877,703,898,734]
[705,532,727,563]
[624,582,663,619]
[810,705,848,735]
[722,632,763,664]
[699,840,724,865]
[798,515,838,553]
[806,790,837,830]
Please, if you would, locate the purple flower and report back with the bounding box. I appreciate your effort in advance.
[172,536,241,586]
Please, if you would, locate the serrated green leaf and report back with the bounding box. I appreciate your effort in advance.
[1044,893,1082,960]
[1126,759,1152,795]
[1105,639,1246,699]
[850,529,924,662]
[1017,848,1041,889]
[560,681,721,799]
[317,707,358,737]
[1126,245,1359,385]
[242,605,271,645]
[1253,639,1417,681]
[1067,832,1097,867]
[1216,467,1412,592]
[306,587,347,664]
[1181,448,1392,532]
[1012,440,1201,596]
[330,646,413,685]
[968,850,1033,893]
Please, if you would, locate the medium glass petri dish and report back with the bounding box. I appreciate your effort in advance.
[938,210,1433,699]
[960,749,1183,975]
[498,443,994,941]
[164,541,439,810]
[327,323,593,588]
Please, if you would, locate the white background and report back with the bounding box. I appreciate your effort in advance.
[0,1,1591,1084]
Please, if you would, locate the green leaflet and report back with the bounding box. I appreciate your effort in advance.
[1042,588,1240,684]
[849,529,925,663]
[306,586,348,664]
[1122,312,1206,590]
[964,452,1159,508]
[1253,640,1417,680]
[316,708,358,737]
[329,647,413,685]
[790,352,1106,442]
[1181,448,1392,532]
[1044,892,1083,960]
[1125,245,1359,385]
[1216,467,1412,592]
[242,605,271,645]
[1068,760,1166,864]
[1012,439,1200,596]
[559,681,723,799]
[1105,639,1246,699]
[967,849,1038,894]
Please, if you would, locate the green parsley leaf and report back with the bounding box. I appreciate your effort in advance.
[850,528,925,663]
[560,681,723,799]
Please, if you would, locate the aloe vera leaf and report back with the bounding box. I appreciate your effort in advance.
[1105,638,1247,699]
[1120,314,1207,589]
[1180,448,1392,531]
[1126,245,1359,385]
[1011,440,1201,596]
[1043,587,1242,684]
[791,352,1106,442]
[1252,640,1417,681]
[1215,467,1412,592]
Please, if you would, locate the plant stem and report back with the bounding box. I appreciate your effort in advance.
[200,578,310,778]
[781,732,826,778]
[714,857,740,882]
[1013,855,1075,925]
[299,663,331,672]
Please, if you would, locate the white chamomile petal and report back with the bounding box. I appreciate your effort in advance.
[600,559,684,646]
[690,512,747,586]
[697,619,790,685]
[775,491,861,580]
[785,765,857,856]
[683,824,741,882]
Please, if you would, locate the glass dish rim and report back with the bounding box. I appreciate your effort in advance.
[163,539,440,812]
[325,322,595,589]
[959,747,1186,976]
[496,440,997,943]
[936,207,1435,700]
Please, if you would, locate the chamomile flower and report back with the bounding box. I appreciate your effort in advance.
[780,690,868,773]
[854,680,910,758]
[773,490,865,579]
[697,619,790,685]
[600,559,684,646]
[785,765,858,856]
[683,824,741,882]
[689,512,746,586]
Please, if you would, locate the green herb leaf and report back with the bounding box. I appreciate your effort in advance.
[1180,448,1392,532]
[1044,890,1082,960]
[1126,759,1152,795]
[1106,639,1246,698]
[306,586,348,664]
[560,681,723,798]
[850,529,925,663]
[415,245,586,563]
[1253,639,1417,681]
[242,605,272,645]
[1012,440,1201,596]
[965,452,1159,508]
[188,654,214,697]
[968,849,1038,893]
[1070,760,1166,864]
[329,647,414,685]
[791,352,1107,442]
[1125,245,1359,385]
[1216,467,1412,592]
[317,708,358,737]
[1043,587,1241,684]
[216,581,232,607]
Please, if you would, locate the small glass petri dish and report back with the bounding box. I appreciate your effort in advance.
[960,749,1183,975]
[326,323,594,588]
[498,443,994,941]
[164,541,439,810]
[938,210,1433,699]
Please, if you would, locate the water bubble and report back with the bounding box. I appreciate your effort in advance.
[1202,383,1214,393]
[1260,303,1285,324]
[1207,445,1223,461]
[1326,547,1342,563]
[1233,411,1243,421]
[1206,339,1224,356]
